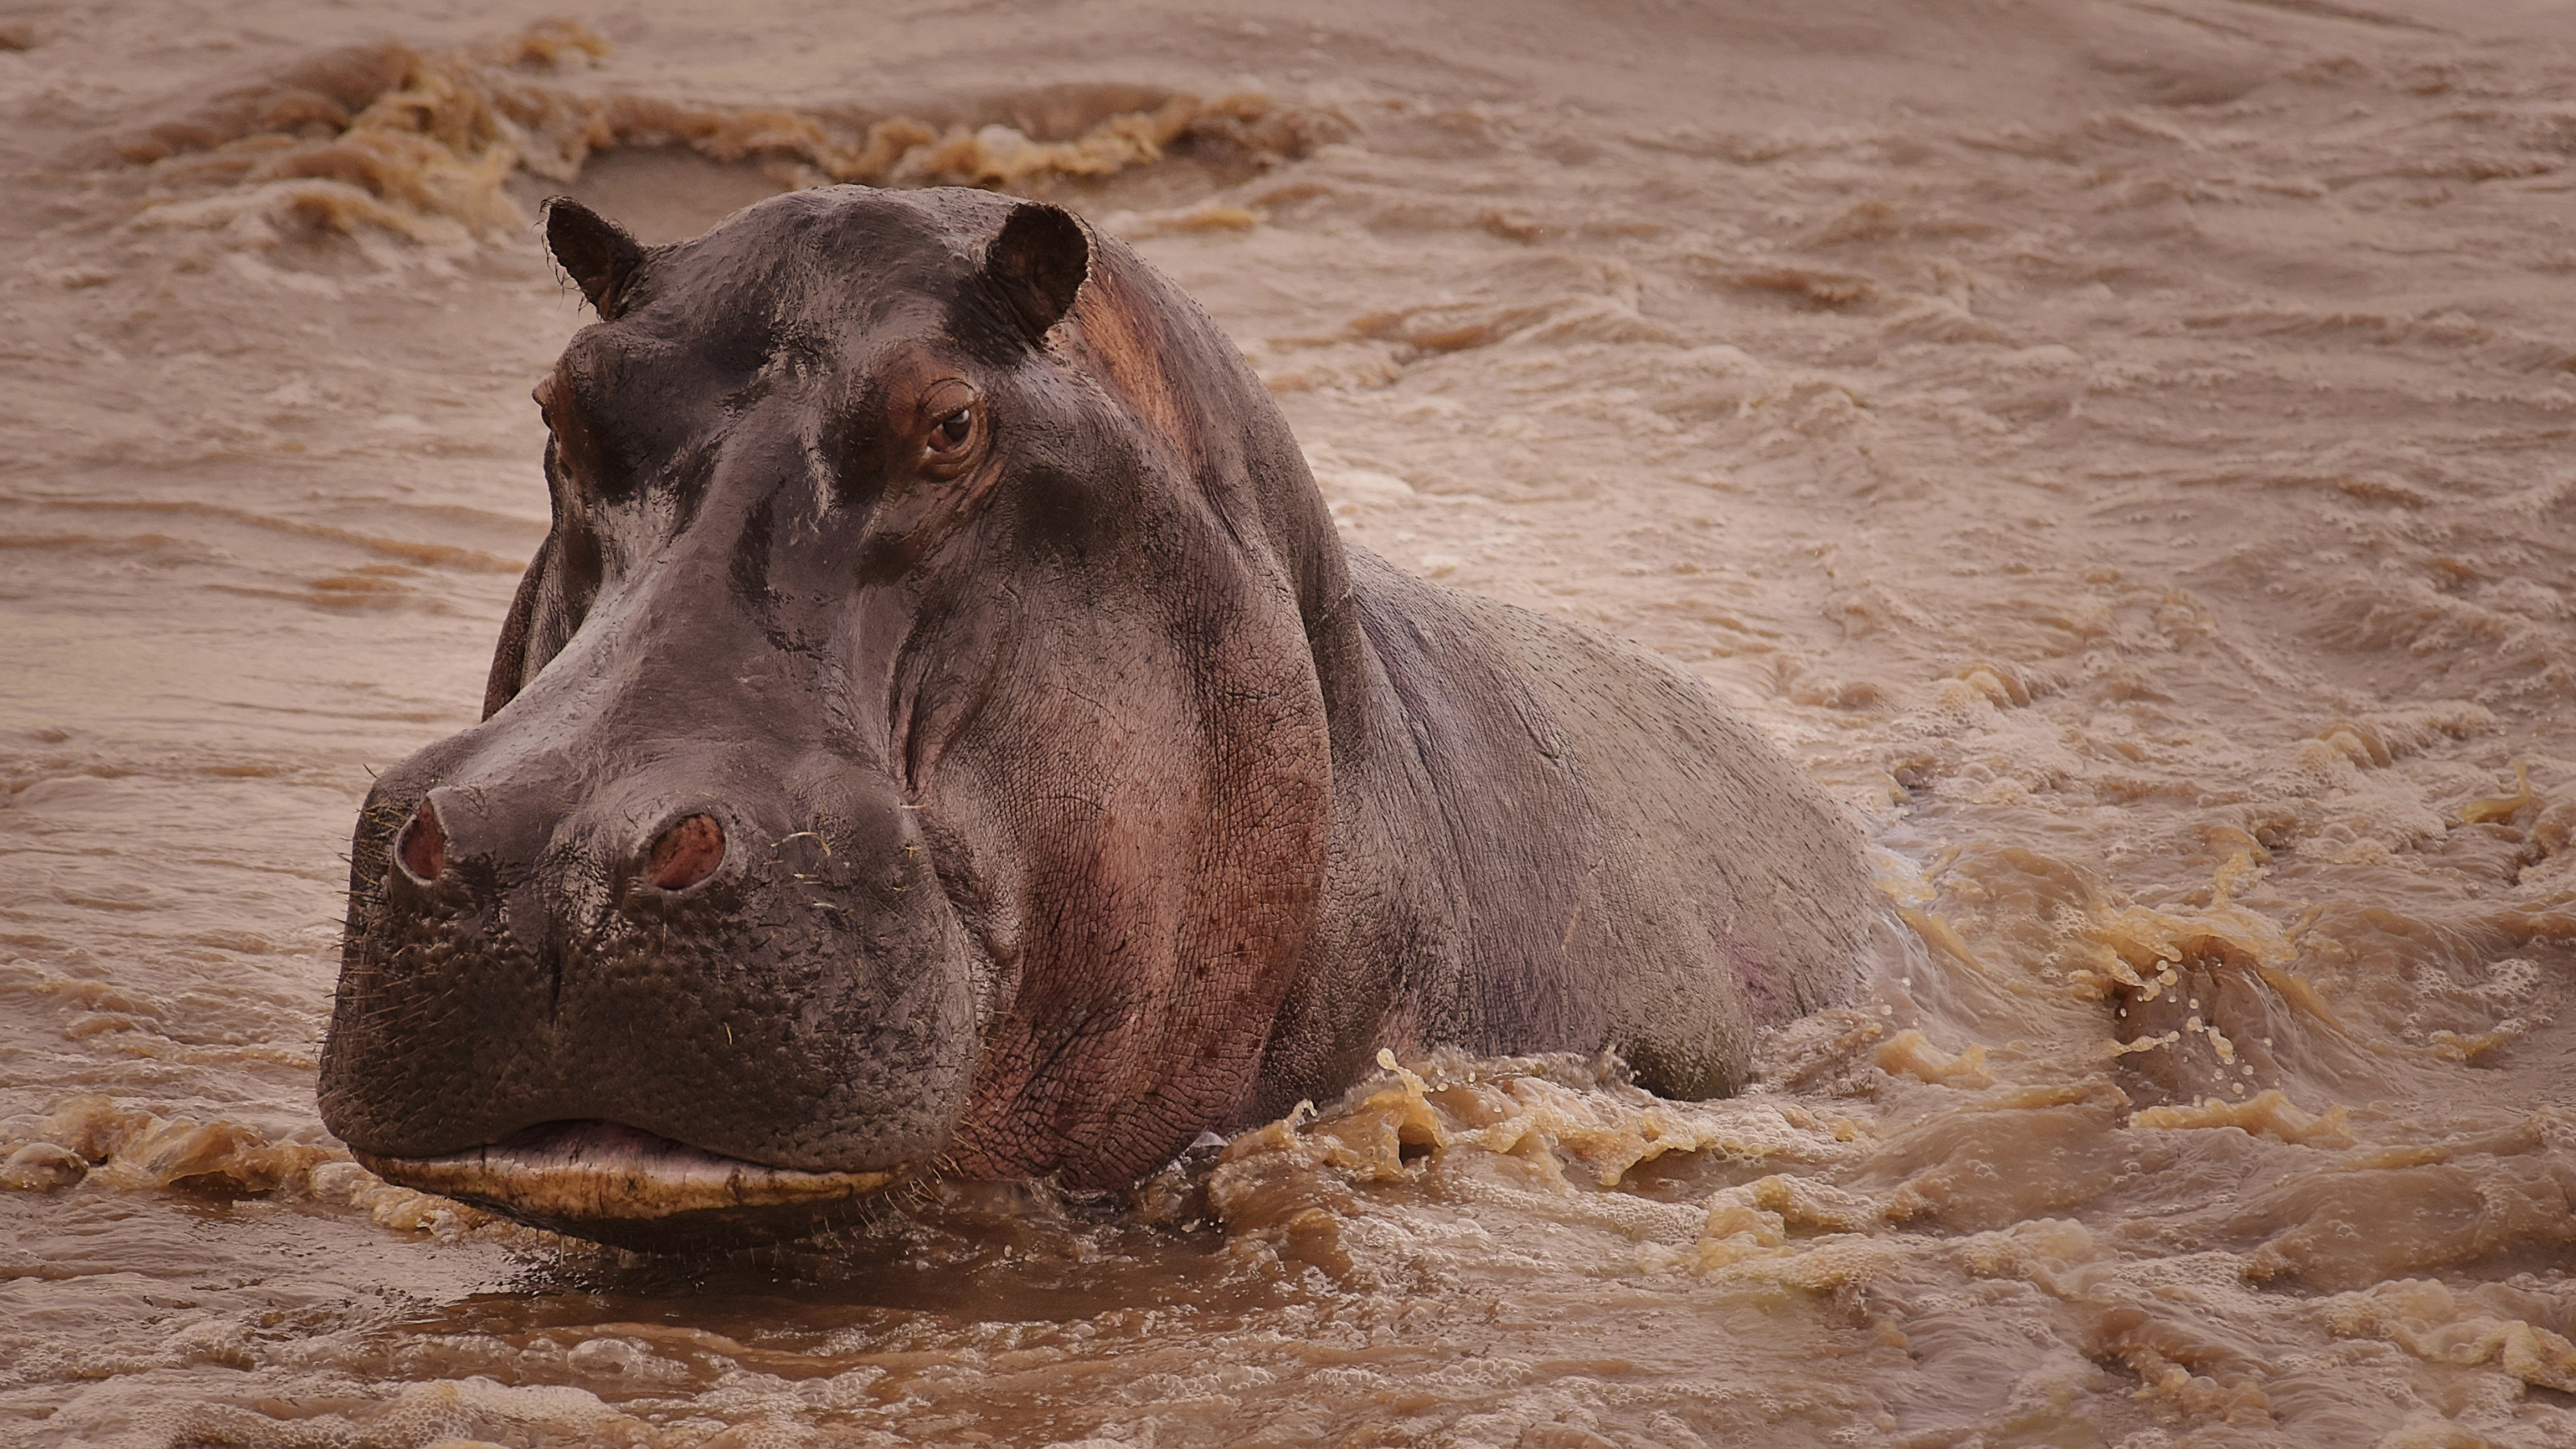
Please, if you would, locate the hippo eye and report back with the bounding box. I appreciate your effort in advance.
[905,381,981,479]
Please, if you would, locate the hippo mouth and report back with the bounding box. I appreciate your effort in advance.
[352,1121,902,1249]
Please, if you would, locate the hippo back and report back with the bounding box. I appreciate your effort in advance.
[1255,547,1877,1116]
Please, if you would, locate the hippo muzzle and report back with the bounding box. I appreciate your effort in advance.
[325,563,989,1244]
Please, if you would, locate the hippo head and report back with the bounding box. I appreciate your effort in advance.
[319,188,1344,1247]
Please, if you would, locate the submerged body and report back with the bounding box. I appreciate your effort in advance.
[316,185,1873,1245]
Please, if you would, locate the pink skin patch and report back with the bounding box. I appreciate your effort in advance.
[648,815,724,892]
[397,799,445,883]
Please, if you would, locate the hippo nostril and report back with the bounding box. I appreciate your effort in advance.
[395,799,446,884]
[647,815,725,892]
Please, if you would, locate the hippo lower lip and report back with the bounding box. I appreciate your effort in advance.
[353,1121,899,1246]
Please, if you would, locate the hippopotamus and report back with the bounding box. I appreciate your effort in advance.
[317,185,1877,1248]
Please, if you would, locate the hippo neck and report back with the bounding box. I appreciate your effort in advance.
[1056,231,1356,655]
[1235,546,1481,1120]
[1044,243,1524,1110]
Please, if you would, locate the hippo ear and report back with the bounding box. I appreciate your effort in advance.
[543,197,646,320]
[983,202,1088,342]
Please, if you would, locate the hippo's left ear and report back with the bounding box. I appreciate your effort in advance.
[983,202,1089,343]
[543,197,646,320]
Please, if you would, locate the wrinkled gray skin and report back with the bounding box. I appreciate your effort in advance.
[319,185,1877,1246]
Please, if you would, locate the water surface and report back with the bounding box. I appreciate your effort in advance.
[6,2,2576,1444]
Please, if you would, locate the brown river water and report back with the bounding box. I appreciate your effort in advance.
[6,2,2576,1444]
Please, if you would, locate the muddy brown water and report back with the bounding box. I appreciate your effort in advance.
[6,2,2576,1445]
